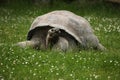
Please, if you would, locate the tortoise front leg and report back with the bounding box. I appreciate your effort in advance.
[16,40,40,49]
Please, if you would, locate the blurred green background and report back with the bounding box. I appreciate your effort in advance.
[0,0,120,80]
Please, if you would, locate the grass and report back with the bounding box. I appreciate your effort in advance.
[0,1,120,80]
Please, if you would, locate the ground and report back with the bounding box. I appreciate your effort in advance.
[0,1,120,80]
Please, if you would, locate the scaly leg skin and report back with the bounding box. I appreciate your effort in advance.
[16,40,40,49]
[52,37,69,52]
[16,41,34,48]
[97,43,106,51]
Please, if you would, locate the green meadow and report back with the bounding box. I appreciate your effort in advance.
[0,1,120,80]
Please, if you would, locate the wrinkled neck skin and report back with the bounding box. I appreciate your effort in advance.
[46,33,59,49]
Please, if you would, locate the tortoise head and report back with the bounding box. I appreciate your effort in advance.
[48,28,61,38]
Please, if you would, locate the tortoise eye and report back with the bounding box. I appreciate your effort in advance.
[48,29,53,32]
[51,29,54,32]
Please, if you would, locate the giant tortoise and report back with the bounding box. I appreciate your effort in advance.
[16,10,106,51]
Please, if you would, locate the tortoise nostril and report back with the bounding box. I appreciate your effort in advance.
[58,31,61,33]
